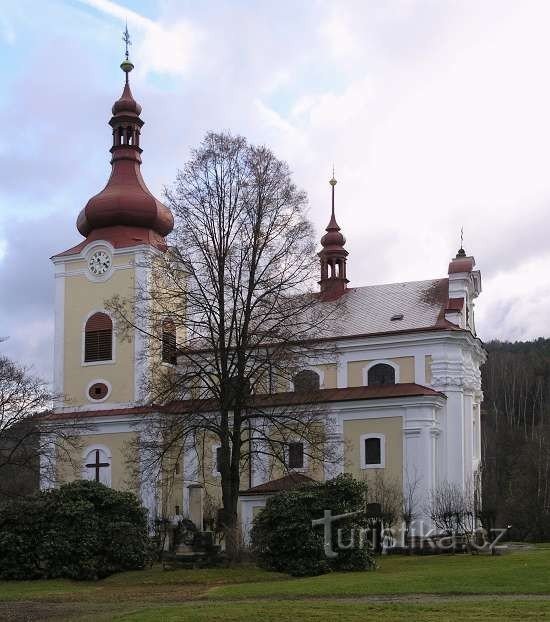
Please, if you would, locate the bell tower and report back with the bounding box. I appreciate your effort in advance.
[51,34,173,412]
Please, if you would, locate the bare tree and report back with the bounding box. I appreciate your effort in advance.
[427,480,477,540]
[109,132,343,556]
[0,354,81,498]
[364,472,403,526]
[402,468,422,541]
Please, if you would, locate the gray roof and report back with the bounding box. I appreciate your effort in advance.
[318,278,451,340]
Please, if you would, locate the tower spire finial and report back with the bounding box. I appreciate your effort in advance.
[329,165,337,218]
[457,226,466,258]
[123,22,131,60]
[120,23,134,80]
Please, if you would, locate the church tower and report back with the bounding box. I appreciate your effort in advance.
[51,45,173,412]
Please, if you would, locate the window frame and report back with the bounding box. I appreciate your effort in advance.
[359,433,385,469]
[85,378,112,403]
[82,310,116,366]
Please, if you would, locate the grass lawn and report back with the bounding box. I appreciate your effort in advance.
[1,549,550,621]
[210,548,550,600]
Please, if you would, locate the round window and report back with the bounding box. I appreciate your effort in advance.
[88,382,109,400]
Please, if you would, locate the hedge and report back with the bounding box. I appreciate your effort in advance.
[0,480,149,580]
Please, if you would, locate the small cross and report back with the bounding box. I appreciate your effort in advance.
[85,449,110,483]
[460,227,464,249]
[122,23,132,60]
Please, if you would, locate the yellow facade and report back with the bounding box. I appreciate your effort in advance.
[57,432,138,492]
[343,416,403,490]
[62,252,136,407]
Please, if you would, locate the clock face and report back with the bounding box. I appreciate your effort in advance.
[88,250,112,276]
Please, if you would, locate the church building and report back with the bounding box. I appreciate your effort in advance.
[46,55,486,541]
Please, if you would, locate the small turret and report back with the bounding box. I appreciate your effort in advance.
[318,172,349,300]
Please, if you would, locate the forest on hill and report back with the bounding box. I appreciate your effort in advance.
[482,338,550,540]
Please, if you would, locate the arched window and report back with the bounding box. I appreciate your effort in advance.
[367,363,396,386]
[84,313,113,362]
[293,370,320,392]
[162,319,177,364]
[82,447,111,485]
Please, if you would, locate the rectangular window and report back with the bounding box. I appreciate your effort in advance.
[84,330,112,362]
[215,446,222,473]
[288,442,304,469]
[364,437,382,466]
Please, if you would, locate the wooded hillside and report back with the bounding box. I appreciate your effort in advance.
[482,338,550,540]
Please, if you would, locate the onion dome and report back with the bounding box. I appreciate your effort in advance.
[318,173,349,300]
[76,55,173,242]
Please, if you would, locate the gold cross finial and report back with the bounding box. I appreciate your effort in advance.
[329,165,337,186]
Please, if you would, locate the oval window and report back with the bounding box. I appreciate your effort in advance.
[88,382,109,400]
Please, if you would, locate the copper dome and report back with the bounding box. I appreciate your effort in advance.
[76,69,173,239]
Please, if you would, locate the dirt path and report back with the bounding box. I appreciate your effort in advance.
[4,593,550,621]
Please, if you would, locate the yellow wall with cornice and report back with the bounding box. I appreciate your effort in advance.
[63,253,136,407]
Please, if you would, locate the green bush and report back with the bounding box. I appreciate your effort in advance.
[251,474,375,576]
[0,480,149,580]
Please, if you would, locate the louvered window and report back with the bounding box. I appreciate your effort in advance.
[162,319,177,364]
[84,313,113,362]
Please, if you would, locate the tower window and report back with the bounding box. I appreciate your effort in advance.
[293,370,320,392]
[84,313,113,362]
[367,363,396,386]
[162,319,177,364]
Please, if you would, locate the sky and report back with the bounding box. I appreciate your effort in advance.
[1,0,550,380]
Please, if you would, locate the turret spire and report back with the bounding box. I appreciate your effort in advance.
[456,226,466,258]
[318,171,349,300]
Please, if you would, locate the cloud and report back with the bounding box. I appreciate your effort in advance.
[77,0,202,77]
[3,0,550,380]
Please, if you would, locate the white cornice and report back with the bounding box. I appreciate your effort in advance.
[330,329,485,356]
[51,242,162,266]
